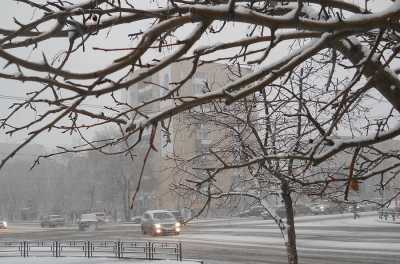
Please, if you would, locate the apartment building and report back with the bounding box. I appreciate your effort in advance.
[124,61,400,215]
[123,61,249,215]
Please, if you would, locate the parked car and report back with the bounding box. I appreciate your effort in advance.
[40,215,65,228]
[0,219,7,229]
[358,203,376,212]
[309,203,327,215]
[295,204,313,216]
[141,210,181,236]
[168,210,184,224]
[237,205,266,217]
[129,216,142,224]
[92,212,111,224]
[325,202,346,214]
[260,210,273,219]
[273,204,313,218]
[310,201,346,215]
[78,213,98,231]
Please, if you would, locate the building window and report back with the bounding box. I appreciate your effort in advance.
[138,87,152,102]
[192,71,208,96]
[160,128,173,157]
[138,86,155,113]
[160,71,170,97]
[192,82,208,95]
[198,124,210,145]
[194,71,207,81]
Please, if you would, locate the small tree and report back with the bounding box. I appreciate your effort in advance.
[169,65,395,264]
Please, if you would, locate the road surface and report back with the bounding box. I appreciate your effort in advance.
[0,213,399,264]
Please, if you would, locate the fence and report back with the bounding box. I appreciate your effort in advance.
[0,240,183,261]
[378,209,400,223]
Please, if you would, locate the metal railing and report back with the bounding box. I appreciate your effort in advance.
[0,240,183,261]
[378,209,400,222]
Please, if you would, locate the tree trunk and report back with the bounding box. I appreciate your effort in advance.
[281,181,298,264]
[89,185,96,211]
[122,175,130,221]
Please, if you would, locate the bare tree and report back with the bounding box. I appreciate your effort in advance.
[169,63,400,263]
[0,0,399,164]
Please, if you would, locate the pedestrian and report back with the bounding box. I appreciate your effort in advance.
[352,204,360,219]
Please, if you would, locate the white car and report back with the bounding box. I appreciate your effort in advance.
[141,210,181,236]
[0,220,7,229]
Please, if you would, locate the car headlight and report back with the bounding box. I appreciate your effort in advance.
[154,223,161,229]
[2,221,7,228]
[175,222,181,227]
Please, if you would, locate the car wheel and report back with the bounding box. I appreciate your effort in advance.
[87,223,96,232]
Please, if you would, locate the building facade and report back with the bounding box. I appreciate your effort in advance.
[123,62,249,215]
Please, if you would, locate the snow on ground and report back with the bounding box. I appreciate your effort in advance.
[195,211,394,228]
[295,212,400,226]
[0,258,200,264]
[155,213,400,255]
[173,231,400,254]
[2,213,399,262]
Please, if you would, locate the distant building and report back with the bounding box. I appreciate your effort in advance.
[123,63,400,214]
[0,142,47,220]
[123,62,250,215]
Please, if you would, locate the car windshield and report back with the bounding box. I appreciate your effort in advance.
[152,212,175,220]
[80,214,97,221]
[49,215,61,218]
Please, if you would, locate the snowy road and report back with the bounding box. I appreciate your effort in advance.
[0,213,399,264]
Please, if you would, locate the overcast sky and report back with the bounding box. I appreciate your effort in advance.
[0,1,140,150]
[0,0,395,152]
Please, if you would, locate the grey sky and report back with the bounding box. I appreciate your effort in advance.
[0,1,139,150]
[0,0,395,152]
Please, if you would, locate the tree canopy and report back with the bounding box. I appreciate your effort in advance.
[1,0,400,192]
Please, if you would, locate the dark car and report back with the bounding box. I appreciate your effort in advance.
[237,206,266,217]
[325,202,347,214]
[358,203,376,212]
[92,212,111,224]
[295,204,313,216]
[78,213,98,231]
[130,216,142,224]
[40,215,65,228]
[273,204,313,218]
[141,210,181,236]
